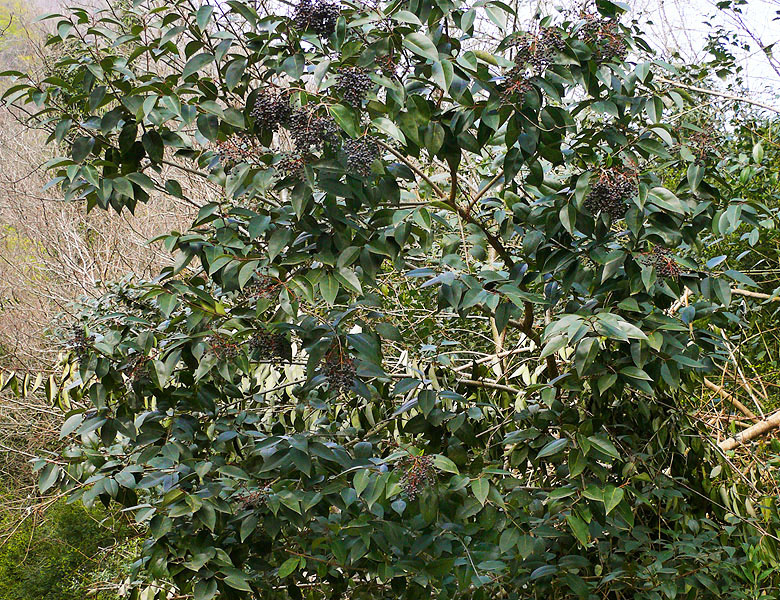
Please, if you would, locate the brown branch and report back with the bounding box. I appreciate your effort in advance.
[719,409,780,451]
[732,288,778,301]
[467,169,504,214]
[703,377,758,422]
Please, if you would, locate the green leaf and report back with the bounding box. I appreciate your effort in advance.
[320,275,339,305]
[537,438,568,459]
[330,104,360,138]
[39,463,60,493]
[277,557,300,578]
[587,436,620,459]
[471,478,490,505]
[403,32,439,62]
[193,580,218,600]
[182,53,215,80]
[603,485,625,515]
[432,454,459,474]
[353,470,370,496]
[566,513,589,546]
[648,187,687,215]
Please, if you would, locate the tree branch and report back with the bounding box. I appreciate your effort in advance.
[655,76,780,116]
[719,408,780,451]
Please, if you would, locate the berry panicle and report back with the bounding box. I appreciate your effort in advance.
[288,108,341,151]
[642,245,681,280]
[344,136,379,177]
[249,328,292,363]
[335,66,374,107]
[399,454,436,500]
[293,0,340,37]
[321,345,356,393]
[216,135,262,169]
[251,90,293,133]
[577,12,628,63]
[583,166,638,220]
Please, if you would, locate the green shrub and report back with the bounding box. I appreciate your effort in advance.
[0,500,133,600]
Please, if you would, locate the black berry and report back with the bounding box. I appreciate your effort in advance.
[275,153,305,180]
[584,168,638,220]
[335,66,373,107]
[322,348,356,393]
[642,246,681,280]
[250,329,292,363]
[344,137,379,177]
[216,135,262,168]
[288,109,340,151]
[293,0,340,37]
[398,455,436,500]
[251,90,292,133]
[577,13,627,63]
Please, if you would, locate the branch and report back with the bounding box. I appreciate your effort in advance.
[376,140,447,199]
[655,76,780,116]
[719,409,780,451]
[732,288,779,301]
[703,377,758,422]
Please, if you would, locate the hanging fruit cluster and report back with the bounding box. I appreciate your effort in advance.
[236,487,272,510]
[244,275,281,300]
[398,455,436,500]
[288,108,341,151]
[335,66,374,107]
[209,334,240,359]
[513,28,566,73]
[577,12,628,62]
[124,353,150,387]
[250,329,291,363]
[69,324,89,360]
[251,90,293,133]
[292,0,340,37]
[344,137,379,177]
[275,153,305,180]
[215,136,263,169]
[584,167,638,219]
[685,128,717,162]
[321,346,356,393]
[643,246,681,280]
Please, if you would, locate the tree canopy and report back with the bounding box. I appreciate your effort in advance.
[3,0,780,598]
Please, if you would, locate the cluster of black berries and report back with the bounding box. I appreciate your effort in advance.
[321,349,356,393]
[686,129,717,162]
[250,330,291,363]
[578,13,627,63]
[584,168,638,219]
[344,137,379,177]
[288,109,340,151]
[69,325,88,359]
[276,153,305,180]
[209,334,239,359]
[216,135,262,168]
[513,28,566,72]
[335,67,373,107]
[244,274,281,300]
[293,0,340,37]
[500,63,533,100]
[399,455,436,500]
[124,354,150,387]
[236,486,272,509]
[643,246,681,280]
[376,54,397,77]
[251,90,292,133]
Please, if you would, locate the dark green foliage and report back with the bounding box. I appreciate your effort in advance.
[4,0,780,598]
